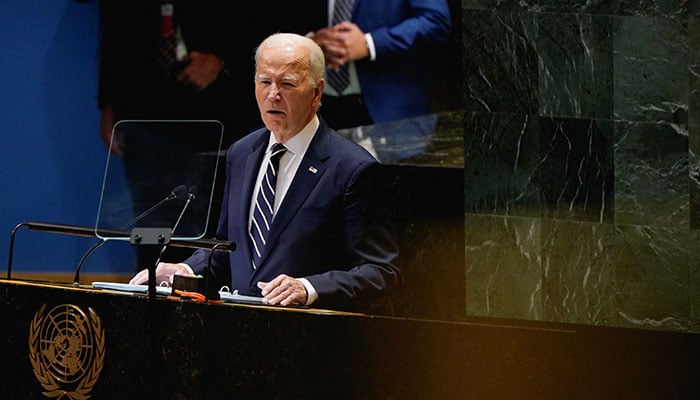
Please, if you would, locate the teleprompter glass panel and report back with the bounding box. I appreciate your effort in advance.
[95,120,223,241]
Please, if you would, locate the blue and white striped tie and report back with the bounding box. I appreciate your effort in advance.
[249,143,287,269]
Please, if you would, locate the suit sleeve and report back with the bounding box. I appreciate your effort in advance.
[362,0,452,58]
[305,160,401,307]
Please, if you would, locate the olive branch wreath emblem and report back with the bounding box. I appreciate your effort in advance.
[29,304,105,400]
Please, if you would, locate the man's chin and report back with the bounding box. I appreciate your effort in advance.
[262,119,286,133]
[263,113,282,124]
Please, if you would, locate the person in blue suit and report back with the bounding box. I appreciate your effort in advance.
[130,32,400,311]
[310,0,452,130]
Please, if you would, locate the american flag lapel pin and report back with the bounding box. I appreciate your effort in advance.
[308,166,318,174]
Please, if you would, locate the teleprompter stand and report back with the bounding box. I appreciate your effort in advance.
[130,227,172,301]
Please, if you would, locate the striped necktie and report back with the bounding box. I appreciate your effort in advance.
[249,143,287,269]
[325,0,356,93]
[158,3,178,74]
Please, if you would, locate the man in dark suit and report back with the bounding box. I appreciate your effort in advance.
[310,0,452,130]
[130,33,400,310]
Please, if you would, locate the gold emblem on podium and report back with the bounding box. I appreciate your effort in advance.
[28,304,105,400]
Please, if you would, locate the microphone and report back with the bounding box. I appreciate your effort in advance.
[186,185,198,201]
[167,184,189,200]
[72,184,188,285]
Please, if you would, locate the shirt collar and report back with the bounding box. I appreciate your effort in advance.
[267,115,319,157]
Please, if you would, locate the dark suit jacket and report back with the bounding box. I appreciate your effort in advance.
[185,117,400,309]
[342,0,452,123]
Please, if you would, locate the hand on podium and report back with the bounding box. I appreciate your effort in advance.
[129,262,190,287]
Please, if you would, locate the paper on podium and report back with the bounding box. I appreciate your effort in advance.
[91,281,263,305]
[92,281,172,295]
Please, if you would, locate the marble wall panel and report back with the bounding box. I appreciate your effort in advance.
[613,0,690,17]
[465,114,614,221]
[689,17,700,126]
[462,0,535,12]
[464,112,542,217]
[613,224,699,332]
[465,214,543,319]
[537,14,613,119]
[612,16,687,123]
[614,121,688,227]
[541,219,616,326]
[464,0,692,16]
[691,256,700,332]
[535,1,613,15]
[690,124,700,227]
[539,117,614,223]
[462,10,539,114]
[693,0,700,16]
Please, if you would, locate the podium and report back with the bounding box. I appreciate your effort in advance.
[2,278,699,399]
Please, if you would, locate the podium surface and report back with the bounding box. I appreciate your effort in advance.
[1,278,698,399]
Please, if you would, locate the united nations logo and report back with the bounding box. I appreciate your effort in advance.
[28,304,105,400]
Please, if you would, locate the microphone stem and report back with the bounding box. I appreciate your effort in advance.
[122,196,171,231]
[73,240,106,284]
[171,196,193,237]
[153,195,193,268]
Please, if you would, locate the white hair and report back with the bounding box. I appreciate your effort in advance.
[254,32,326,87]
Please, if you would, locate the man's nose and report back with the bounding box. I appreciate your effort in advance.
[267,84,281,100]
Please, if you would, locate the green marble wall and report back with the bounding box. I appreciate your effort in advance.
[462,0,700,332]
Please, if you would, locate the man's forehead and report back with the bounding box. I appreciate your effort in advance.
[256,62,307,81]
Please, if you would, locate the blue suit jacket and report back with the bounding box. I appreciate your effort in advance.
[349,0,452,123]
[185,117,400,308]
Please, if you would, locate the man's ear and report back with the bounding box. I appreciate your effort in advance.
[316,79,325,98]
[313,79,325,107]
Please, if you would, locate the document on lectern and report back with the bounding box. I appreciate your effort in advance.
[91,281,264,305]
[94,120,224,241]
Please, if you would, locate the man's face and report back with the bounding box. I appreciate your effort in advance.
[254,45,322,141]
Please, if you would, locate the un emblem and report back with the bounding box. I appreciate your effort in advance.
[28,304,105,400]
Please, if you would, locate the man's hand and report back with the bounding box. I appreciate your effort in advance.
[311,26,348,70]
[257,274,308,306]
[332,22,369,63]
[129,262,190,286]
[176,51,224,91]
[311,22,369,70]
